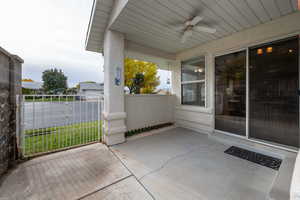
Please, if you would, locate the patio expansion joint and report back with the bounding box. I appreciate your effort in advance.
[109,147,157,200]
[75,174,133,200]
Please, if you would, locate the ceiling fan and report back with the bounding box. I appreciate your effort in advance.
[173,16,216,43]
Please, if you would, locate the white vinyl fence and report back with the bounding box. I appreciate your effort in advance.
[17,95,103,157]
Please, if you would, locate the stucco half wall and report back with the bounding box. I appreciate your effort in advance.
[125,94,175,131]
[171,11,300,134]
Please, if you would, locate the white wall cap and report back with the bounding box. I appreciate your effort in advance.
[103,112,127,120]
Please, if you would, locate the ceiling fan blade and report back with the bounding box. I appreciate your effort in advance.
[173,24,185,31]
[194,25,216,34]
[190,16,203,26]
[181,30,193,43]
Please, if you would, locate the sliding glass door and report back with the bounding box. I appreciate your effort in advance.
[249,37,299,147]
[215,51,246,136]
[215,36,299,148]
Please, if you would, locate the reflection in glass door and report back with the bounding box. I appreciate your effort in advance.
[215,51,246,136]
[249,37,299,147]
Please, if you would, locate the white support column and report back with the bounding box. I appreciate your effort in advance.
[103,30,126,146]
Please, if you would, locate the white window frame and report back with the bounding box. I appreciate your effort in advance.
[181,55,207,107]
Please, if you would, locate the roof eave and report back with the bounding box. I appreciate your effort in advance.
[85,0,102,52]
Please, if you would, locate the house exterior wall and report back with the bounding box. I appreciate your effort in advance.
[172,11,300,134]
[125,94,175,131]
[0,47,22,176]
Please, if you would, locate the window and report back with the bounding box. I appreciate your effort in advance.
[181,56,206,106]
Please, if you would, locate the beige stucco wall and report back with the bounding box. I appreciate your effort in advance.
[172,11,300,134]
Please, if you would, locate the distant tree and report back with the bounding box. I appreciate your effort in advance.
[42,68,67,94]
[125,58,160,94]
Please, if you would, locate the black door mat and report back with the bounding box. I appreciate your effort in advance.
[224,146,282,170]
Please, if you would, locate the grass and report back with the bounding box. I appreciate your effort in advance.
[24,120,102,156]
[25,96,76,102]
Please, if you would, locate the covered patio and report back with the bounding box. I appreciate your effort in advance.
[87,0,300,147]
[1,1,300,200]
[84,0,300,199]
[0,127,295,200]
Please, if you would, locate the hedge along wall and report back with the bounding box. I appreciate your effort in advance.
[0,46,23,176]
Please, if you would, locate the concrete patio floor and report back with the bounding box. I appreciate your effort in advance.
[111,127,296,200]
[0,127,296,200]
[0,144,152,200]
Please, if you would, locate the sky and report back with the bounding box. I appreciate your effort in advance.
[0,0,170,89]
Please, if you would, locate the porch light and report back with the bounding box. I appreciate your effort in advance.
[257,49,263,55]
[266,47,273,53]
[289,49,293,53]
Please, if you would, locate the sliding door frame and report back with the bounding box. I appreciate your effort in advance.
[213,34,300,152]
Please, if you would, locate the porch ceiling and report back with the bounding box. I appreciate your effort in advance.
[86,0,299,54]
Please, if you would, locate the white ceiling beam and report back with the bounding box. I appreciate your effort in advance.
[125,40,176,61]
[125,40,177,70]
[107,0,129,28]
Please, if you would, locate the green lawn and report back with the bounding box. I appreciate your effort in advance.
[24,121,102,156]
[25,96,76,102]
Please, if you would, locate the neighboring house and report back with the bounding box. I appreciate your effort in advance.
[22,81,43,94]
[77,82,103,99]
[85,1,300,199]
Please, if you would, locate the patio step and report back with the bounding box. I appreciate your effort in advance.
[268,156,296,200]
